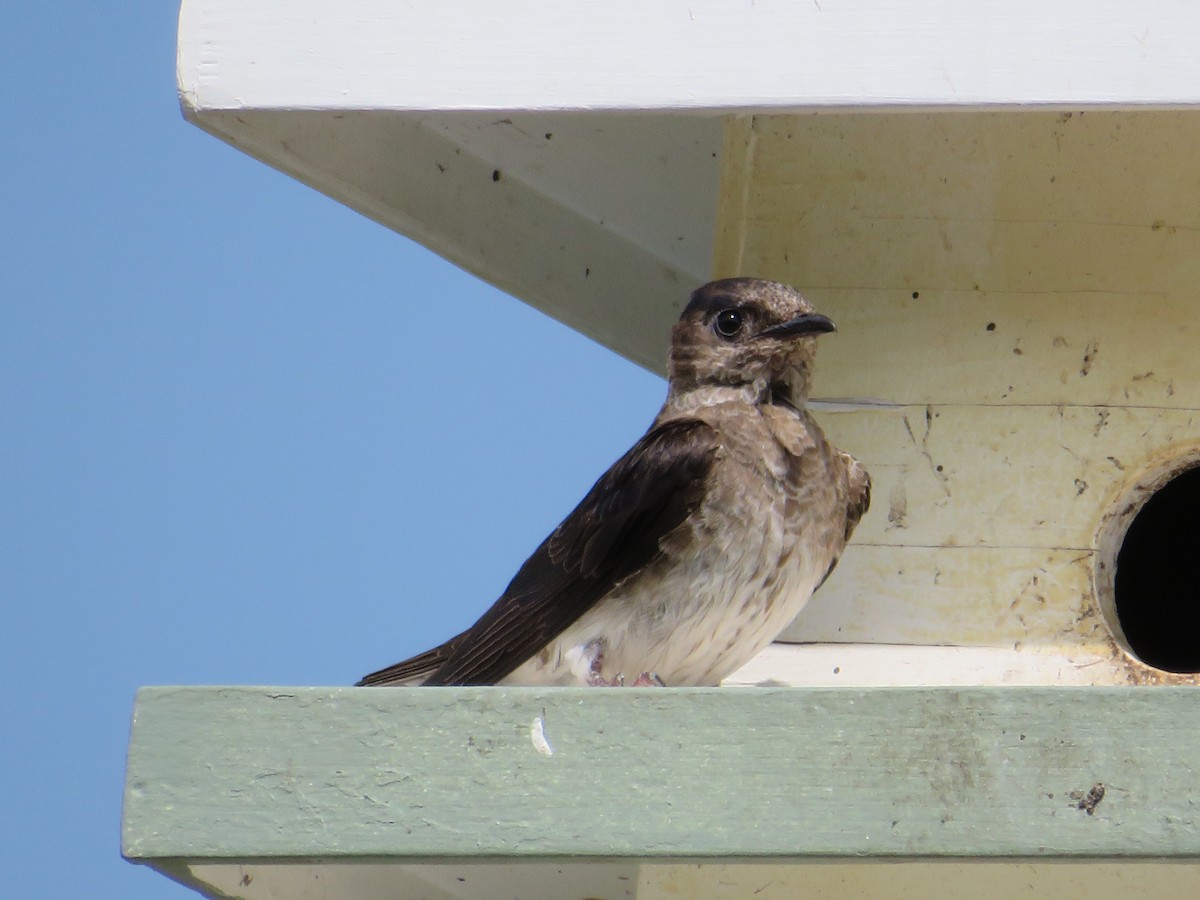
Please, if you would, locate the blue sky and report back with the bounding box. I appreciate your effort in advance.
[1,5,663,897]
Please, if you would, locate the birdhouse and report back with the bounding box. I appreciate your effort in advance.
[717,110,1200,688]
[125,3,1200,898]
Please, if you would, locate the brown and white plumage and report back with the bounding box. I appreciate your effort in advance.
[358,278,870,687]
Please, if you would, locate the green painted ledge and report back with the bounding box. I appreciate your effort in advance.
[123,685,1200,866]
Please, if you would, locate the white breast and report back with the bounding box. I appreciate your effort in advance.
[502,493,833,687]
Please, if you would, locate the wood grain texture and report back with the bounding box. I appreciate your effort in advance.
[124,686,1200,862]
[716,111,1200,407]
[775,404,1197,649]
[782,546,1098,647]
[726,644,1136,688]
[819,405,1199,549]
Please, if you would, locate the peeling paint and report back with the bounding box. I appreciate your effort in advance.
[1079,340,1099,377]
[1070,783,1106,816]
[530,716,554,757]
[887,484,908,529]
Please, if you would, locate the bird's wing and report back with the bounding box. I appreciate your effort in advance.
[815,452,872,590]
[842,453,872,542]
[358,418,719,687]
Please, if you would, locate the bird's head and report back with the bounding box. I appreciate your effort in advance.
[667,278,836,406]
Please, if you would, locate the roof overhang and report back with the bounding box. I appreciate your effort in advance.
[177,0,1200,371]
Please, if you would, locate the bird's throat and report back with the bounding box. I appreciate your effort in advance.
[768,371,810,414]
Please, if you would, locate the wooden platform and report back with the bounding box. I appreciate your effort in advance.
[123,685,1200,898]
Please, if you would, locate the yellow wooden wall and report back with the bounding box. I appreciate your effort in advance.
[713,111,1200,682]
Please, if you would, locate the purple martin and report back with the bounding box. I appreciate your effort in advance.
[359,278,870,687]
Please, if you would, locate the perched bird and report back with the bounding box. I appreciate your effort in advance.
[359,278,870,687]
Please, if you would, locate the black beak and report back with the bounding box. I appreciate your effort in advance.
[758,312,837,339]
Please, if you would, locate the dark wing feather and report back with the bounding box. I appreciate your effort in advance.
[356,627,469,686]
[816,455,872,591]
[843,458,872,542]
[358,419,719,686]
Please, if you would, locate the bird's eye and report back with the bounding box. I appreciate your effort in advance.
[714,308,744,338]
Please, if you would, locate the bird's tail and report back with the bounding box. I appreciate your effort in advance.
[356,628,471,686]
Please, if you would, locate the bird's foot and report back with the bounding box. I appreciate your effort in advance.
[630,672,666,687]
[588,671,626,687]
[580,640,664,687]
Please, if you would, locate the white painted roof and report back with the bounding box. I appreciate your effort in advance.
[177,0,1200,370]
